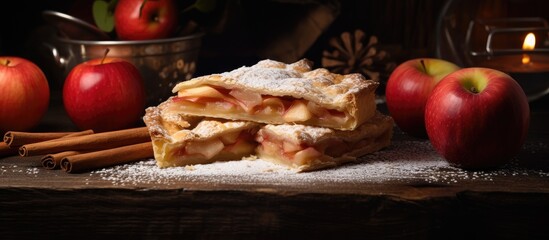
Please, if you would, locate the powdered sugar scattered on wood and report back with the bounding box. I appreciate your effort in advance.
[91,140,549,187]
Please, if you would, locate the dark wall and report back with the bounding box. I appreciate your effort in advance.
[0,0,445,69]
[4,0,549,73]
[193,0,447,75]
[0,1,72,56]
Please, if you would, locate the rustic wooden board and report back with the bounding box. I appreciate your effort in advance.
[1,100,548,239]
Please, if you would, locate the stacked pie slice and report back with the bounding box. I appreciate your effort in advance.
[143,59,394,172]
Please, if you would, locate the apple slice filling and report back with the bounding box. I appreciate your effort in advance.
[173,85,349,126]
[185,138,225,160]
[256,131,346,166]
[255,128,381,166]
[228,88,263,113]
[178,85,227,99]
[283,100,313,122]
[175,129,257,161]
[256,133,322,165]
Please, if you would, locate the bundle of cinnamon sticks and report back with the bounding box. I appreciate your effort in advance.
[0,127,153,173]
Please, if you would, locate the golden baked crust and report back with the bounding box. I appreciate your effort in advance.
[255,112,394,172]
[143,100,260,167]
[170,59,378,130]
[144,99,393,171]
[143,58,392,172]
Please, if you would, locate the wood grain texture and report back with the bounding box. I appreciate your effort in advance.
[1,188,548,239]
[0,101,548,239]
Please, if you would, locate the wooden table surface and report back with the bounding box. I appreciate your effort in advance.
[1,94,548,239]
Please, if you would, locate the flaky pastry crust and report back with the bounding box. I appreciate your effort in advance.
[171,59,378,130]
[256,112,394,172]
[143,100,260,167]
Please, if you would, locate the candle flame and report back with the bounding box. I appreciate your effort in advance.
[522,33,535,64]
[523,33,536,50]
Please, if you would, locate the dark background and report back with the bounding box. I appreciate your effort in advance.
[0,0,446,75]
[3,0,549,69]
[1,0,548,108]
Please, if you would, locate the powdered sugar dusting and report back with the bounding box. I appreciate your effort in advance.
[261,112,391,143]
[261,124,334,143]
[219,59,372,99]
[172,59,377,108]
[91,140,549,187]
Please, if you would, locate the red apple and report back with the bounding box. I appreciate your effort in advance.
[0,57,50,132]
[385,58,460,138]
[114,0,178,40]
[425,67,530,169]
[63,51,146,132]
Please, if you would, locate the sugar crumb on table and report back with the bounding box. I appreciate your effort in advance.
[89,140,549,187]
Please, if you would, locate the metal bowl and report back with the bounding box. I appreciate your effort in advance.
[43,32,204,107]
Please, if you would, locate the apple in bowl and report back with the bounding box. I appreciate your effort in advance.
[385,58,460,138]
[425,67,530,169]
[114,0,178,40]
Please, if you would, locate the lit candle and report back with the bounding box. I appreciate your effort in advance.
[521,32,535,65]
[515,32,549,101]
[477,32,549,101]
[479,32,549,73]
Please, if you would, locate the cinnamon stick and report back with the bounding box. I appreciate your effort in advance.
[0,142,17,157]
[41,151,82,170]
[60,142,153,173]
[3,130,93,147]
[19,127,150,157]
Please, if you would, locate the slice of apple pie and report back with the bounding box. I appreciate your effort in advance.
[143,100,260,167]
[254,112,394,172]
[168,59,379,131]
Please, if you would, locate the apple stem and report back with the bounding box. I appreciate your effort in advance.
[139,0,148,18]
[4,59,10,66]
[101,48,110,64]
[420,59,428,74]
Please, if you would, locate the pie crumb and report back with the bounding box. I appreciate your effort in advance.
[185,165,196,171]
